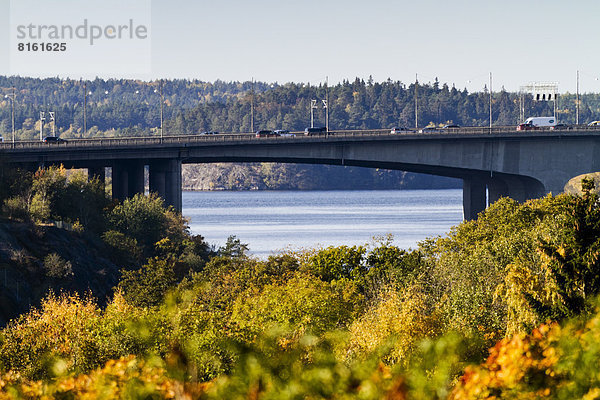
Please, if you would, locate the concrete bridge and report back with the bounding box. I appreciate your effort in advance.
[1,127,599,220]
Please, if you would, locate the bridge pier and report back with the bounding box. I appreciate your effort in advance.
[87,166,106,184]
[149,159,182,212]
[463,178,487,221]
[112,161,145,202]
[487,175,546,205]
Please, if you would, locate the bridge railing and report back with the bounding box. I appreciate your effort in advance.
[2,125,600,150]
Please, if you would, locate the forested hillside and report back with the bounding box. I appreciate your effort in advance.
[2,76,600,139]
[182,163,460,191]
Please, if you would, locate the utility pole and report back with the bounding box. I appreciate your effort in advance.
[415,74,419,129]
[5,87,15,143]
[489,72,493,130]
[83,81,87,136]
[49,111,55,137]
[250,78,255,133]
[310,100,317,128]
[325,76,329,133]
[160,80,164,138]
[39,111,45,141]
[11,87,15,143]
[576,70,580,125]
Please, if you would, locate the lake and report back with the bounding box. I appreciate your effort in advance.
[183,189,463,258]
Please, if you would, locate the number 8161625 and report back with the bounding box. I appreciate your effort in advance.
[17,43,67,52]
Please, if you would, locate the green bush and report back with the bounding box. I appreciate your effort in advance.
[43,253,73,279]
[2,196,30,221]
[101,230,142,265]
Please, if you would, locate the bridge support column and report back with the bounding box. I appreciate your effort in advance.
[488,177,509,205]
[487,175,546,206]
[87,167,106,185]
[112,161,145,202]
[149,159,182,212]
[463,178,487,221]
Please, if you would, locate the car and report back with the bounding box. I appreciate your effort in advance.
[418,127,437,133]
[516,123,540,131]
[255,130,279,138]
[588,121,600,127]
[274,130,295,137]
[43,136,67,143]
[0,136,3,142]
[390,127,412,134]
[304,127,328,136]
[550,123,571,130]
[200,131,219,135]
[442,124,460,129]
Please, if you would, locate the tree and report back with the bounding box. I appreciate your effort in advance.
[117,257,177,308]
[218,235,249,259]
[107,193,189,256]
[305,245,367,283]
[534,178,600,320]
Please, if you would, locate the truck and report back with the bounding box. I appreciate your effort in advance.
[516,117,557,131]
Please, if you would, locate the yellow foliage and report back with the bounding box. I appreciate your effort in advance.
[450,323,560,399]
[0,355,210,399]
[345,285,441,365]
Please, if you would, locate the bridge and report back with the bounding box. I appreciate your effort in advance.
[1,127,599,220]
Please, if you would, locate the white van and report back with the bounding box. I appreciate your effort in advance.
[524,117,557,127]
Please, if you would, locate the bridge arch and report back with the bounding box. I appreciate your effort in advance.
[3,129,600,220]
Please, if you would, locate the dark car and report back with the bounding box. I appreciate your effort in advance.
[516,123,539,131]
[255,130,279,138]
[442,124,460,129]
[550,124,571,130]
[390,127,412,134]
[304,127,328,136]
[200,131,219,135]
[43,136,67,143]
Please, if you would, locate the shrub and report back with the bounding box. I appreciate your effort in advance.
[101,230,142,265]
[43,253,73,279]
[2,196,30,221]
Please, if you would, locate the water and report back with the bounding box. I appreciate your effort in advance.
[183,189,464,258]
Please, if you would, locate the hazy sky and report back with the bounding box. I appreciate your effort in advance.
[2,0,599,93]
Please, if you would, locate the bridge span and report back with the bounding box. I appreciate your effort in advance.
[1,128,599,220]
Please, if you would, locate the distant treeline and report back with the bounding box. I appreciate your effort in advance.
[1,76,600,140]
[182,163,461,191]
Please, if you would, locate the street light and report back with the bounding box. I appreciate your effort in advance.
[4,87,15,143]
[154,80,164,139]
[49,111,56,137]
[39,111,45,141]
[467,73,494,129]
[82,81,93,136]
[310,99,318,128]
[324,76,329,133]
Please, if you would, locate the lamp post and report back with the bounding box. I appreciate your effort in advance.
[576,70,580,125]
[49,111,56,137]
[4,87,15,143]
[489,72,493,131]
[414,74,419,129]
[325,76,329,133]
[154,80,164,138]
[250,78,254,133]
[310,99,317,128]
[83,82,92,136]
[467,75,494,129]
[39,111,45,141]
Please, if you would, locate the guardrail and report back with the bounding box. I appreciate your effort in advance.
[1,125,600,150]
